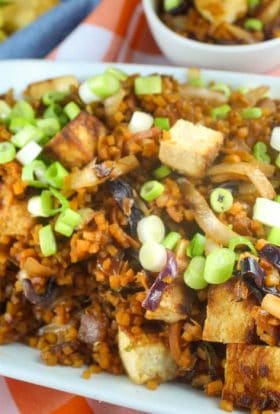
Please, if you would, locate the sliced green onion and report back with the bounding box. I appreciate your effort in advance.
[140,180,165,202]
[211,104,231,120]
[184,256,208,290]
[134,76,162,95]
[22,160,47,188]
[42,91,67,106]
[275,153,280,169]
[63,101,81,120]
[40,188,69,217]
[267,227,280,247]
[275,195,280,203]
[270,127,280,151]
[210,188,233,213]
[229,236,257,255]
[11,100,34,121]
[204,248,235,284]
[0,100,11,121]
[236,86,250,94]
[253,197,280,228]
[28,196,48,217]
[244,18,263,31]
[39,225,57,257]
[188,68,205,87]
[11,125,43,148]
[87,74,121,99]
[137,215,165,243]
[186,233,206,258]
[248,0,260,10]
[36,118,60,137]
[106,67,128,82]
[16,141,42,165]
[43,104,68,127]
[162,231,181,250]
[154,117,170,131]
[139,241,167,272]
[163,0,182,11]
[128,111,154,133]
[253,142,271,164]
[242,107,262,120]
[55,208,82,237]
[0,141,16,164]
[45,161,69,189]
[210,83,231,98]
[9,117,31,133]
[153,165,171,179]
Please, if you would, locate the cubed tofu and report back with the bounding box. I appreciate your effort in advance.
[0,202,35,237]
[159,120,224,178]
[203,278,257,343]
[145,280,191,324]
[24,75,79,101]
[194,0,248,24]
[223,344,280,411]
[45,112,106,168]
[118,328,177,385]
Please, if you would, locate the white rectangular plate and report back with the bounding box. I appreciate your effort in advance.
[0,60,279,414]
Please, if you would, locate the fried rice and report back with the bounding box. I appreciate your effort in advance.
[1,67,280,412]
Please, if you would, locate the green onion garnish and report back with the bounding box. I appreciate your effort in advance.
[42,91,67,106]
[154,117,170,131]
[267,227,280,247]
[184,256,208,290]
[0,100,11,121]
[134,76,162,95]
[0,141,16,164]
[87,74,121,99]
[211,104,231,120]
[106,67,128,82]
[43,104,68,127]
[11,100,35,121]
[36,118,60,138]
[275,153,280,169]
[153,165,171,179]
[22,160,48,188]
[253,142,271,164]
[163,0,182,11]
[248,0,260,10]
[186,233,206,258]
[140,180,165,202]
[9,117,31,133]
[39,225,57,257]
[275,195,280,203]
[204,248,235,284]
[45,162,69,189]
[55,208,82,237]
[162,231,181,250]
[16,141,42,166]
[139,241,167,272]
[63,101,81,120]
[210,188,233,213]
[210,83,231,98]
[228,236,257,256]
[11,125,43,148]
[244,18,263,32]
[242,107,262,120]
[40,188,69,217]
[137,215,165,243]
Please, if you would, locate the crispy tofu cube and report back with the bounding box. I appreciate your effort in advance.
[45,112,106,168]
[118,328,177,385]
[194,0,248,24]
[0,202,35,237]
[159,120,224,178]
[145,280,191,324]
[203,278,257,343]
[223,344,280,411]
[24,76,79,101]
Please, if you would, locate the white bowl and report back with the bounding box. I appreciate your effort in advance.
[142,0,280,73]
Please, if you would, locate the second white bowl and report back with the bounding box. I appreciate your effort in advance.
[142,0,280,73]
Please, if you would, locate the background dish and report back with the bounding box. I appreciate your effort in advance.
[0,60,280,414]
[142,0,280,73]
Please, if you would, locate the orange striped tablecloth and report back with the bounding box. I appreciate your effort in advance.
[2,0,280,413]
